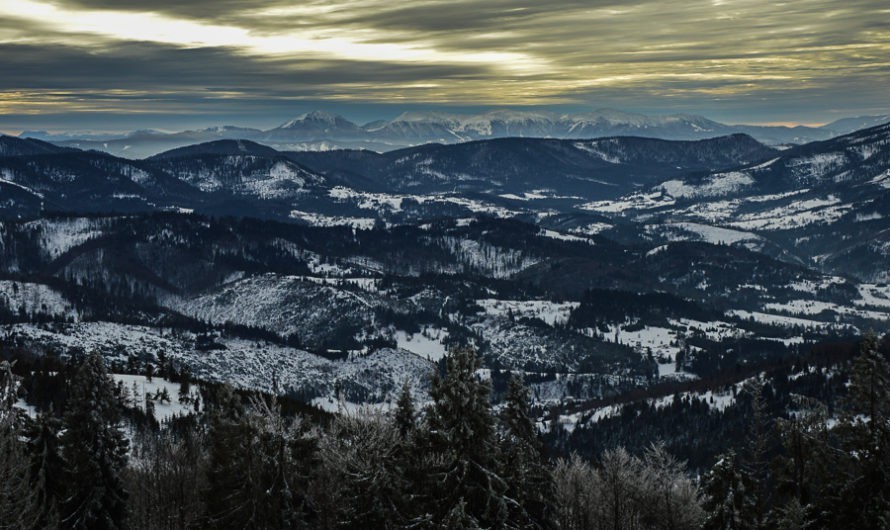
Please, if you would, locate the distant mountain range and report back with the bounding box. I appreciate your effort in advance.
[0,132,779,220]
[13,109,890,159]
[2,118,890,287]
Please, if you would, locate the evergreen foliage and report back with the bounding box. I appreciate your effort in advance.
[832,332,890,528]
[0,360,40,530]
[203,387,314,528]
[701,450,756,530]
[500,374,555,528]
[24,409,64,529]
[425,346,510,526]
[58,352,129,530]
[2,336,889,529]
[394,380,415,439]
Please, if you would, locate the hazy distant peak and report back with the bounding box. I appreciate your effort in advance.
[475,109,557,121]
[0,135,77,156]
[279,111,355,129]
[148,138,280,159]
[390,111,462,124]
[822,114,890,134]
[194,125,258,133]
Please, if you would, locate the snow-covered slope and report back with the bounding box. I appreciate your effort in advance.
[5,321,434,405]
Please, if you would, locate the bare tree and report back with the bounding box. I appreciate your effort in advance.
[125,428,205,530]
[553,454,599,530]
[554,446,703,530]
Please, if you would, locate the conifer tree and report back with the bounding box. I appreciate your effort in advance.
[202,384,253,528]
[24,409,64,529]
[741,380,773,528]
[203,387,314,529]
[772,396,833,528]
[441,497,480,529]
[834,332,890,528]
[125,427,205,530]
[0,360,39,530]
[394,380,416,439]
[178,367,191,404]
[500,374,555,528]
[425,347,509,527]
[701,450,756,530]
[59,352,129,530]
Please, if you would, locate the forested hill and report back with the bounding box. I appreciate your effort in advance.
[3,335,889,528]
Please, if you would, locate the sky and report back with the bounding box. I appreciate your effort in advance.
[1,0,889,133]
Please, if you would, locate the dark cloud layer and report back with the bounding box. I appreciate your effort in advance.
[1,0,889,130]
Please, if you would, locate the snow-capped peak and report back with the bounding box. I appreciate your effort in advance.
[390,111,461,124]
[279,111,348,129]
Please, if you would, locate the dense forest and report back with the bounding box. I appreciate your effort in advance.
[1,333,889,529]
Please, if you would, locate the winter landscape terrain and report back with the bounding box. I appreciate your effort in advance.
[2,112,890,528]
[5,0,890,524]
[17,109,890,159]
[1,116,889,411]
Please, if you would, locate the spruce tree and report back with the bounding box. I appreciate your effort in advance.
[772,396,833,528]
[124,428,204,530]
[425,347,509,527]
[203,388,314,529]
[202,384,253,527]
[500,374,555,528]
[59,352,129,530]
[0,360,39,530]
[834,332,890,528]
[394,380,416,439]
[441,497,480,529]
[741,380,773,527]
[24,409,65,529]
[701,450,756,530]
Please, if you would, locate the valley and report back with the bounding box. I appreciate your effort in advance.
[0,120,888,444]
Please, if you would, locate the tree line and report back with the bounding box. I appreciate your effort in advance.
[2,335,889,528]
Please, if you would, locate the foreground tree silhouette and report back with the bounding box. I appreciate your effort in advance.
[0,360,39,530]
[24,409,64,529]
[394,380,416,439]
[771,395,834,528]
[701,450,756,530]
[833,332,890,528]
[315,410,410,528]
[59,353,129,530]
[425,347,509,527]
[203,387,314,529]
[500,374,555,528]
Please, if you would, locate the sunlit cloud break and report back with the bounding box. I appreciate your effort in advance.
[0,0,889,127]
[1,0,542,71]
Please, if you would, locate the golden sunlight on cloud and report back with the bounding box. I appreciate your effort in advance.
[0,0,543,72]
[0,0,888,121]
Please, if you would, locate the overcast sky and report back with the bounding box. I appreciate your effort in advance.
[1,0,889,132]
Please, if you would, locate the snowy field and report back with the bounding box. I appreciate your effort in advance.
[328,186,519,218]
[2,322,435,407]
[394,327,449,361]
[0,281,78,320]
[25,217,109,259]
[113,374,197,423]
[763,299,889,322]
[289,209,376,229]
[475,299,579,326]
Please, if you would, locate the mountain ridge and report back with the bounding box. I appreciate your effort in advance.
[15,109,889,159]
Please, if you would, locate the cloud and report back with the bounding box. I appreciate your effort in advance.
[1,0,888,125]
